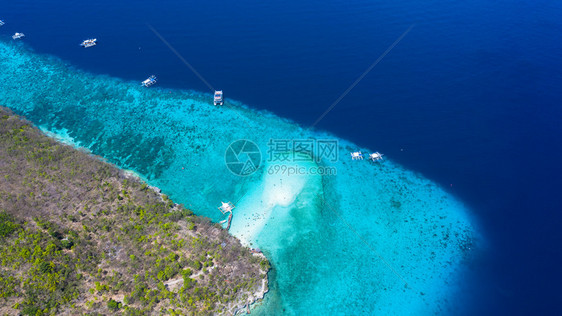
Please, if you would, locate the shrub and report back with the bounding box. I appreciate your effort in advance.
[191,260,202,271]
[39,261,53,274]
[21,305,40,316]
[260,259,270,271]
[107,299,121,311]
[0,212,19,237]
[61,239,74,249]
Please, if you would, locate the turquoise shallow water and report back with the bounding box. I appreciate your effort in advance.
[0,41,478,314]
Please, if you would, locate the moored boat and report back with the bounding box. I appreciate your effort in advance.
[141,75,157,87]
[214,90,224,106]
[80,38,97,48]
[12,33,25,40]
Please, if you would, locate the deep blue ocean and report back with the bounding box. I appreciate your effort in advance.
[2,0,562,314]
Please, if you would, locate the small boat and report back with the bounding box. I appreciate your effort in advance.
[141,75,157,87]
[0,20,5,26]
[218,201,235,214]
[350,151,363,160]
[369,152,384,162]
[12,33,25,40]
[214,90,224,106]
[80,38,97,48]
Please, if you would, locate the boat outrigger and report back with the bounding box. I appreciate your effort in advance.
[350,151,363,160]
[141,75,157,87]
[12,33,25,40]
[80,38,97,48]
[214,90,223,106]
[369,152,384,162]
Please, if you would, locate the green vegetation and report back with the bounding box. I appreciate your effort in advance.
[0,108,268,315]
[0,212,19,238]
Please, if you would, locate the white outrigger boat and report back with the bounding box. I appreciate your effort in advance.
[214,90,223,106]
[218,201,235,214]
[80,38,97,48]
[0,20,5,26]
[12,32,25,40]
[369,152,384,162]
[350,151,363,160]
[141,75,157,87]
[218,201,235,230]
